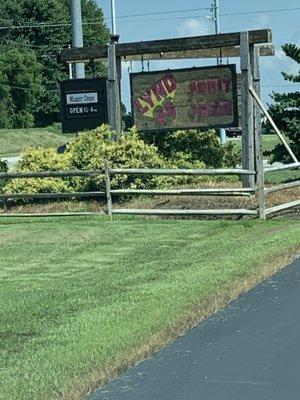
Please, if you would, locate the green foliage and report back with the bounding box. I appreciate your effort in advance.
[4,147,74,194]
[141,129,241,168]
[265,43,300,163]
[68,125,166,190]
[3,125,244,195]
[0,159,8,172]
[0,158,8,192]
[3,126,167,194]
[0,44,42,128]
[0,0,109,126]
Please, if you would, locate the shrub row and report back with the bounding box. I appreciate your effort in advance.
[3,125,241,195]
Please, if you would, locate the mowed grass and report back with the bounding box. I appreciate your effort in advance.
[229,134,280,158]
[230,134,299,184]
[0,217,299,400]
[0,127,76,157]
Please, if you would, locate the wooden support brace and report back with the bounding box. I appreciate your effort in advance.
[249,87,298,163]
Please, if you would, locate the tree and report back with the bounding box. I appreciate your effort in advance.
[0,43,43,128]
[0,0,109,126]
[265,43,300,163]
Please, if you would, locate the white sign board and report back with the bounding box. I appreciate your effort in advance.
[66,92,98,105]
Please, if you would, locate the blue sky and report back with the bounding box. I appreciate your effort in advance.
[96,0,300,110]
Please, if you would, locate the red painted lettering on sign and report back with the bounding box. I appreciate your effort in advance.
[191,101,233,118]
[188,78,232,98]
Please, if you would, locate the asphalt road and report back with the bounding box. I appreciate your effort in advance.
[88,256,300,400]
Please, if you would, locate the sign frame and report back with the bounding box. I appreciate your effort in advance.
[60,77,108,133]
[130,64,239,133]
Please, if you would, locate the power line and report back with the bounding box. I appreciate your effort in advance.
[0,6,299,30]
[221,7,300,16]
[115,7,300,24]
[114,7,210,19]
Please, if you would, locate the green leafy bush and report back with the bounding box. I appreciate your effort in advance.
[0,159,8,192]
[140,129,241,168]
[4,148,74,194]
[3,126,167,194]
[67,125,166,190]
[3,125,241,196]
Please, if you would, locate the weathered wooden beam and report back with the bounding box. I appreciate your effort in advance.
[104,160,113,218]
[265,180,300,194]
[0,212,106,218]
[240,32,255,189]
[250,87,298,163]
[60,29,272,63]
[121,45,274,61]
[107,40,122,137]
[67,45,274,63]
[0,170,103,179]
[112,208,258,216]
[265,200,300,216]
[108,168,256,176]
[264,162,300,173]
[110,188,254,196]
[0,192,105,200]
[252,45,266,219]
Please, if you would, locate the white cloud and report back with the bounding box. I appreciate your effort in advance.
[252,14,271,29]
[177,19,211,37]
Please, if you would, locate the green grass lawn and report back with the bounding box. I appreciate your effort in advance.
[230,134,299,184]
[230,134,280,158]
[265,169,300,184]
[0,127,76,157]
[0,216,299,400]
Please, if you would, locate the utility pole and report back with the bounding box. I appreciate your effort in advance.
[110,0,117,35]
[213,0,221,65]
[70,0,85,79]
[211,0,226,144]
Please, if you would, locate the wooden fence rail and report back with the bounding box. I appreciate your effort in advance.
[0,163,299,219]
[263,163,300,217]
[108,168,256,176]
[0,169,103,179]
[106,165,258,218]
[0,169,106,217]
[0,192,105,201]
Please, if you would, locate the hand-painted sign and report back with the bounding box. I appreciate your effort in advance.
[60,78,108,133]
[130,65,239,132]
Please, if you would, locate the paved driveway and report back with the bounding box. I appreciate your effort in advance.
[88,256,300,400]
[0,156,20,169]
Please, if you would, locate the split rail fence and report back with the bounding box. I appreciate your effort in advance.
[0,161,299,219]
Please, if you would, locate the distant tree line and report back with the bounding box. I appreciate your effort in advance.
[0,0,109,128]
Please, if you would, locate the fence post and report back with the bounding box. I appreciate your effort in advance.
[253,46,266,220]
[104,160,113,218]
[240,32,255,189]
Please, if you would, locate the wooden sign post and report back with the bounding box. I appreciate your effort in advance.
[107,35,122,140]
[60,29,273,186]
